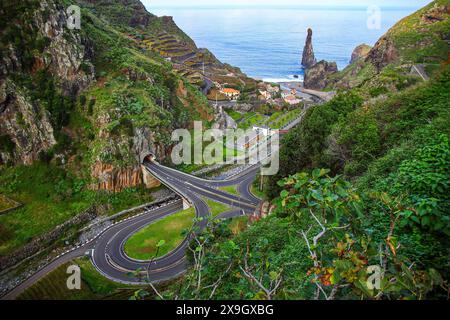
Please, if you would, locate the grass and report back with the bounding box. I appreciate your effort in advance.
[18,257,134,300]
[225,109,244,122]
[219,185,239,196]
[238,113,266,130]
[269,108,302,129]
[203,198,233,218]
[0,194,18,212]
[227,216,249,235]
[250,184,265,200]
[124,207,196,260]
[0,163,154,256]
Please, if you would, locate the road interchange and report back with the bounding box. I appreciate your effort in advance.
[2,161,262,299]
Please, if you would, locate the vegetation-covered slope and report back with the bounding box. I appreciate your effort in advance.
[0,0,214,260]
[151,1,449,300]
[329,0,449,91]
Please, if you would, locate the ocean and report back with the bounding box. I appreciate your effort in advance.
[149,6,421,82]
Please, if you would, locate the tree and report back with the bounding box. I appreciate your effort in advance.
[275,169,446,299]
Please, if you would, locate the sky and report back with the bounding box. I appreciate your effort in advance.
[142,0,432,9]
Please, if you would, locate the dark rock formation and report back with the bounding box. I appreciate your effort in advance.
[0,0,95,165]
[350,44,372,64]
[301,28,317,68]
[366,37,399,72]
[304,60,338,90]
[0,80,57,165]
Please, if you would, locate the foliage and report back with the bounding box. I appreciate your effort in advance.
[18,257,135,300]
[0,163,153,255]
[274,170,446,299]
[266,91,363,198]
[373,134,450,234]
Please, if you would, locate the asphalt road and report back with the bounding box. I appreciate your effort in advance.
[2,162,261,299]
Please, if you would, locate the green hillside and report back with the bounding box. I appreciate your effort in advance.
[0,0,213,259]
[154,1,449,300]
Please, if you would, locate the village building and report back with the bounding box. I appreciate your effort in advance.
[284,95,302,105]
[221,88,241,100]
[259,90,271,100]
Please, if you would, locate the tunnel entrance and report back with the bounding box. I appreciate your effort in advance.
[143,153,156,163]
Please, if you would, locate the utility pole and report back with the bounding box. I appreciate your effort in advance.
[259,173,264,192]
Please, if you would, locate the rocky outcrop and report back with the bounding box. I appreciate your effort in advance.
[0,0,95,165]
[92,163,149,192]
[0,80,56,165]
[0,0,95,95]
[421,4,449,24]
[366,37,399,72]
[304,60,338,90]
[350,44,372,64]
[91,124,170,191]
[301,28,317,68]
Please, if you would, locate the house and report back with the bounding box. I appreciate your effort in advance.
[259,90,271,100]
[284,95,302,105]
[221,88,241,100]
[267,85,280,94]
[281,90,291,99]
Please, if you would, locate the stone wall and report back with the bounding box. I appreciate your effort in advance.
[0,207,97,272]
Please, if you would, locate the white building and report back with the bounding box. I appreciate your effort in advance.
[284,95,302,105]
[221,88,241,100]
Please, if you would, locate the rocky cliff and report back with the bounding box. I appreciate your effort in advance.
[301,28,317,68]
[0,0,95,165]
[0,0,229,192]
[0,80,56,165]
[328,0,449,91]
[304,60,338,90]
[350,44,372,64]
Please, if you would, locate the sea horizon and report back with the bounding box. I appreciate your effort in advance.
[149,5,423,82]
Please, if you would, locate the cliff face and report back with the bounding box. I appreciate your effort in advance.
[329,0,449,91]
[0,80,56,165]
[350,44,372,64]
[301,28,317,68]
[304,60,338,90]
[0,0,219,192]
[366,37,399,72]
[0,0,95,165]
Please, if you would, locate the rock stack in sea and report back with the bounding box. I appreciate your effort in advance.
[301,28,317,68]
[301,28,338,90]
[303,61,338,90]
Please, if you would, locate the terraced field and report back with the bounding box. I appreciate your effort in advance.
[266,108,303,129]
[18,258,135,300]
[136,31,258,95]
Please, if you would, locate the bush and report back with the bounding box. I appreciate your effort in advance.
[0,135,15,154]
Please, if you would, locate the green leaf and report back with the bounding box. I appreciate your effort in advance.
[157,240,166,248]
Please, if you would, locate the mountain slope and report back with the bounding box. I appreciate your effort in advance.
[0,0,248,260]
[329,0,449,91]
[166,1,450,300]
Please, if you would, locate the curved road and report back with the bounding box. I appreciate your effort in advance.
[2,162,261,299]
